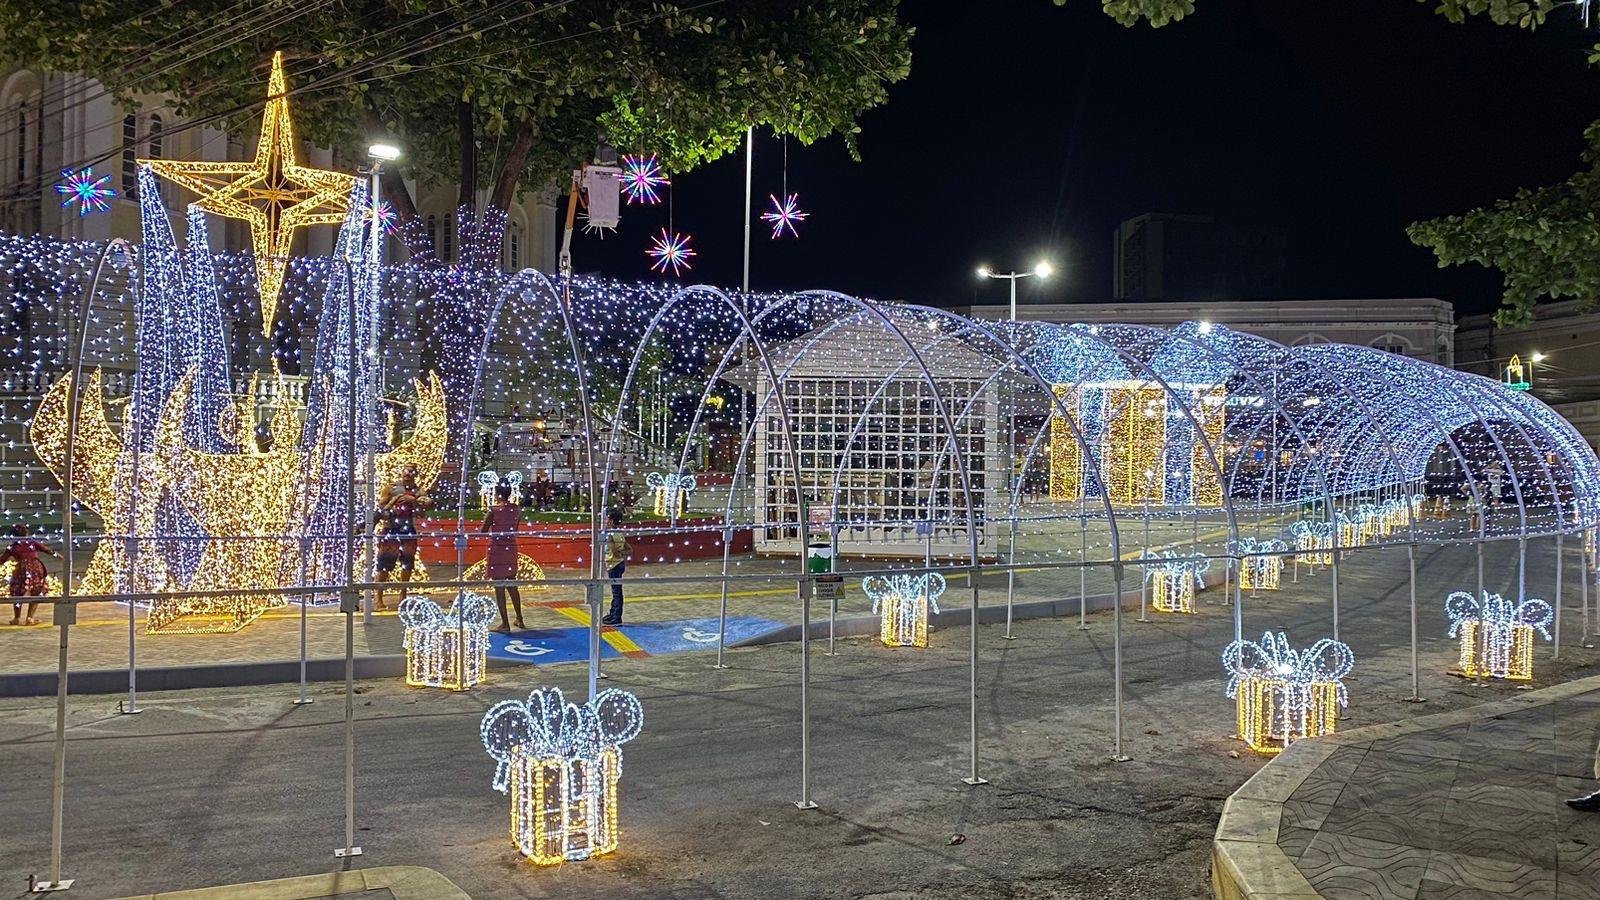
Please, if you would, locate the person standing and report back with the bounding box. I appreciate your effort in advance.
[601,509,630,626]
[482,483,525,633]
[375,464,430,611]
[1570,739,1600,812]
[3,523,58,625]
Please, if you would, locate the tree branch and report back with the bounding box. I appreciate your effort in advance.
[489,118,537,212]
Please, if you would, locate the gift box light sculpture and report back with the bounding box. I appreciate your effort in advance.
[1223,631,1354,754]
[399,592,496,690]
[1139,550,1210,613]
[477,469,524,509]
[646,471,695,516]
[1445,589,1553,680]
[1231,538,1287,591]
[481,687,645,865]
[1048,379,1226,507]
[863,572,946,647]
[1289,520,1333,567]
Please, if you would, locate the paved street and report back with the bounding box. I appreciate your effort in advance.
[2,539,1598,898]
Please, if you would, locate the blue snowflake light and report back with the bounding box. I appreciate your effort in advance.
[620,153,668,205]
[54,167,115,216]
[646,228,695,276]
[760,192,808,239]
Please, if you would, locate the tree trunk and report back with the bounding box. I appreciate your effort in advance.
[489,118,537,212]
[457,97,477,216]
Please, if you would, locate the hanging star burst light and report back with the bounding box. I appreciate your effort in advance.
[760,192,808,239]
[619,153,668,204]
[54,167,116,215]
[369,199,400,235]
[143,50,356,333]
[646,228,695,275]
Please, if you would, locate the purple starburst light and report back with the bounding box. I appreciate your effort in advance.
[760,192,808,239]
[54,167,116,216]
[620,153,669,205]
[646,228,696,276]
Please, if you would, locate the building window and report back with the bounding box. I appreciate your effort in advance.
[122,115,139,200]
[426,214,438,256]
[14,103,28,184]
[504,222,522,270]
[440,215,455,262]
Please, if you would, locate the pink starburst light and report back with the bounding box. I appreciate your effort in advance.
[760,192,808,239]
[621,153,669,205]
[646,229,696,276]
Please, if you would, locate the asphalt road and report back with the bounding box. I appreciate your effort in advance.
[2,538,1598,899]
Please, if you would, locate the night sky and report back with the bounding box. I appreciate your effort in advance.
[574,0,1597,315]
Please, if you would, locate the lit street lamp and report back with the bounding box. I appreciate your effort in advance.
[977,260,1053,321]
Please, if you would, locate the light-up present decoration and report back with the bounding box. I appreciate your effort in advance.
[1289,520,1332,566]
[1445,590,1553,681]
[399,592,496,690]
[1139,550,1210,613]
[863,572,945,648]
[1231,538,1287,591]
[646,471,695,516]
[481,687,644,865]
[1047,379,1226,507]
[1223,631,1354,754]
[477,470,524,509]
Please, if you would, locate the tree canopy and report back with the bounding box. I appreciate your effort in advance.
[0,1,914,218]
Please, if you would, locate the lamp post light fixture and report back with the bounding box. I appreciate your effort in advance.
[977,260,1053,321]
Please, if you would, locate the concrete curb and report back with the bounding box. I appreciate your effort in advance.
[1209,671,1600,899]
[113,864,470,900]
[1,563,1233,697]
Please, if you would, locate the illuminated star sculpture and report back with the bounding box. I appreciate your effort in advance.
[143,50,357,333]
[646,228,696,276]
[620,153,668,205]
[54,167,116,215]
[760,192,808,239]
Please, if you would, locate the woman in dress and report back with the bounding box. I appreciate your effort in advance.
[3,522,58,625]
[482,482,525,632]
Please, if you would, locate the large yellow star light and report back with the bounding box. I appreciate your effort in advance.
[143,51,356,332]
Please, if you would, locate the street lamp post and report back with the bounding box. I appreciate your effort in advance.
[976,260,1052,639]
[976,260,1053,322]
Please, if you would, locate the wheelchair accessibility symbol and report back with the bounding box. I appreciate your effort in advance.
[681,628,722,644]
[503,639,554,657]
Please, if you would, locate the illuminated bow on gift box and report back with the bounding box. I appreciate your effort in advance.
[398,592,497,637]
[1288,520,1333,541]
[1444,590,1553,641]
[480,686,645,792]
[1228,537,1288,558]
[1138,549,1210,584]
[477,470,525,506]
[861,572,946,616]
[1222,631,1354,707]
[645,472,696,494]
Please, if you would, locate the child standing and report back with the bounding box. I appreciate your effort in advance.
[3,523,57,625]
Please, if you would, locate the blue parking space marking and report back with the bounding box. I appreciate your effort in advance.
[488,628,619,665]
[619,616,785,655]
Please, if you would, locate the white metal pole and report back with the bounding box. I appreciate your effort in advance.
[1554,534,1563,659]
[1078,516,1088,630]
[964,577,986,785]
[742,126,752,294]
[1003,516,1016,640]
[1331,548,1341,642]
[1407,544,1422,702]
[1111,564,1128,761]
